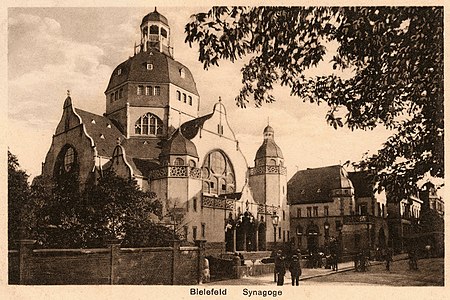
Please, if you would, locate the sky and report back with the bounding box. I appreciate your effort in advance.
[7,6,394,182]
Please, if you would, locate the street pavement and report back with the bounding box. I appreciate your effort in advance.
[204,254,443,286]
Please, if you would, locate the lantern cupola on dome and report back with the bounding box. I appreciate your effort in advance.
[139,7,172,57]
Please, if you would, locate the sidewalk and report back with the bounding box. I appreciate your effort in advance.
[205,253,409,286]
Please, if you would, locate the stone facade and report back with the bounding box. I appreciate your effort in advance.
[288,166,389,256]
[40,9,289,254]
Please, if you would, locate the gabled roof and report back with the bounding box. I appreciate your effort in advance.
[74,108,125,157]
[287,165,353,205]
[120,137,162,160]
[106,50,199,96]
[180,113,214,140]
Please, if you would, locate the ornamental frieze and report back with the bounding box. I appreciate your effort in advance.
[249,165,287,176]
[148,166,202,180]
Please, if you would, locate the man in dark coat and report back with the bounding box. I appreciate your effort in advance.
[274,250,286,286]
[289,254,302,286]
[385,247,393,271]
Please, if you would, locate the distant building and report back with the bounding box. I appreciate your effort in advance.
[39,9,289,254]
[420,182,444,217]
[386,194,422,253]
[288,166,389,256]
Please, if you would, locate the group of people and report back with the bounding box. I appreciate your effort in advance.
[274,250,302,286]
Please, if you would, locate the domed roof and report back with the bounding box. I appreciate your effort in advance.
[264,125,274,134]
[141,8,168,26]
[255,125,283,159]
[105,50,199,96]
[160,129,198,158]
[255,139,284,159]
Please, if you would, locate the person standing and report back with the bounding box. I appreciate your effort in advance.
[289,254,302,286]
[330,239,339,271]
[274,250,286,286]
[385,247,393,271]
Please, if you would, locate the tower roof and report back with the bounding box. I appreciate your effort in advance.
[255,140,284,159]
[105,50,199,95]
[160,129,198,158]
[141,8,169,26]
[264,125,274,134]
[287,165,353,204]
[255,125,283,159]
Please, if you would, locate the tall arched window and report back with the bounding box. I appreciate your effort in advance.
[54,145,78,177]
[201,150,235,195]
[135,113,163,136]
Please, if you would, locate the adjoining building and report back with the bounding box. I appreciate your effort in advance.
[287,166,389,257]
[40,9,289,255]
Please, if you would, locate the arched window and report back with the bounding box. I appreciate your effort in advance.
[161,28,167,38]
[135,113,163,136]
[189,160,196,168]
[268,159,277,165]
[201,150,235,195]
[149,25,158,34]
[54,145,78,177]
[188,96,192,105]
[177,91,181,101]
[174,158,184,166]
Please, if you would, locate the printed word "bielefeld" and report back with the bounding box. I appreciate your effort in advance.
[190,288,227,296]
[242,289,283,297]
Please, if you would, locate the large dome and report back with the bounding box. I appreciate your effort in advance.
[141,8,169,26]
[105,50,199,96]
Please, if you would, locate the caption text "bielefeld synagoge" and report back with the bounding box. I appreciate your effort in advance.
[190,288,284,297]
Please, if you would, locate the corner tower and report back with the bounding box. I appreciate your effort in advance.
[249,125,289,247]
[104,8,200,139]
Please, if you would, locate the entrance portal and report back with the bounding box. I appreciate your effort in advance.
[306,224,320,253]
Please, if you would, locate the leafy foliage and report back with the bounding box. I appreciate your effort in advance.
[185,7,444,200]
[8,150,31,247]
[10,163,174,248]
[82,170,170,247]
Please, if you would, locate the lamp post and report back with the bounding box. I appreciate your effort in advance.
[271,212,279,251]
[324,221,330,249]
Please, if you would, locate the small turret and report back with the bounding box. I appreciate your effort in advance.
[140,8,172,57]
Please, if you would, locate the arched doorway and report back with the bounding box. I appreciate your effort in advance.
[306,224,320,254]
[258,221,266,251]
[235,211,256,251]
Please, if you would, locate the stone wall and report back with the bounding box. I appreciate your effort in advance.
[9,239,206,285]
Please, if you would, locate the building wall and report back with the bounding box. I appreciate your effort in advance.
[192,115,248,192]
[42,106,96,184]
[168,83,199,124]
